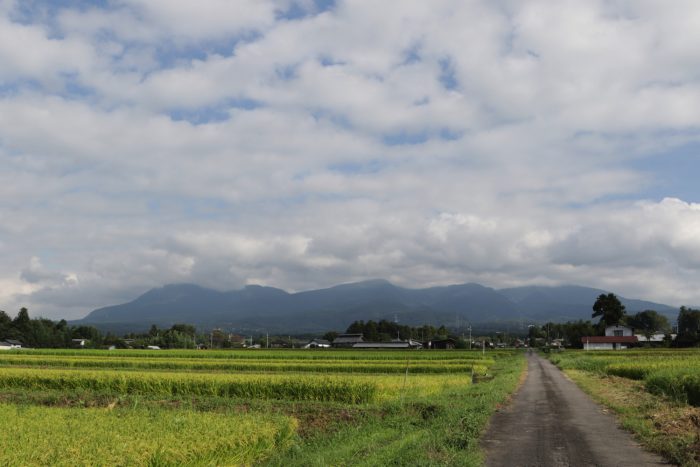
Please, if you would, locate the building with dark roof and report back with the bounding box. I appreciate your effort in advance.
[331,334,364,348]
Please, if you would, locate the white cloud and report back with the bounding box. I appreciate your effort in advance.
[1,1,700,319]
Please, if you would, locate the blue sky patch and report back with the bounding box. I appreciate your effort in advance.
[277,0,337,20]
[383,131,429,146]
[438,57,459,91]
[328,159,385,175]
[168,98,263,125]
[632,140,700,202]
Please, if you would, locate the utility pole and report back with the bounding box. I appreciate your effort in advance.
[468,325,472,350]
[266,332,269,349]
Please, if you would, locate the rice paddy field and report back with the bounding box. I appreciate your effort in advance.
[549,349,700,406]
[0,348,524,466]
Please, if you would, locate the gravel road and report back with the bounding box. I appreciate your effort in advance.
[481,352,668,467]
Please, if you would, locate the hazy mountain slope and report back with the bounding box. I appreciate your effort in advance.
[75,281,680,333]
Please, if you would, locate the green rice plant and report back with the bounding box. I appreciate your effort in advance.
[548,349,700,407]
[0,403,296,466]
[265,351,526,466]
[645,370,700,406]
[605,363,654,380]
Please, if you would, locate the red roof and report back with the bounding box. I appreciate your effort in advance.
[580,336,638,344]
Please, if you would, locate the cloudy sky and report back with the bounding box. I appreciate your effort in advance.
[1,0,700,320]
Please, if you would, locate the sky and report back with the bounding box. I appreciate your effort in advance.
[2,0,700,320]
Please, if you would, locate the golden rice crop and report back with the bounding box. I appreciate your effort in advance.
[10,348,505,361]
[0,403,296,466]
[0,367,377,403]
[0,353,492,374]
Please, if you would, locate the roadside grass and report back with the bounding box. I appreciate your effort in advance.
[264,353,526,466]
[564,369,700,466]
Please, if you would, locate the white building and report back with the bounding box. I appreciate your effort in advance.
[582,325,637,350]
[635,332,676,343]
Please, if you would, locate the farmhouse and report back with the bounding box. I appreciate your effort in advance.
[581,325,637,350]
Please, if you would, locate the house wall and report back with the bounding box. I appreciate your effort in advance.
[584,342,630,350]
[604,325,633,337]
[585,342,613,350]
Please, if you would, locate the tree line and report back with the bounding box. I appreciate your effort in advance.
[0,308,204,349]
[339,320,450,342]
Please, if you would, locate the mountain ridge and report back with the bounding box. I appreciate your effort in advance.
[73,280,680,333]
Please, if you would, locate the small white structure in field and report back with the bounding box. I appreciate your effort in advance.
[302,338,331,349]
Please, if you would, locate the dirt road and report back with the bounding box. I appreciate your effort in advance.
[481,353,667,466]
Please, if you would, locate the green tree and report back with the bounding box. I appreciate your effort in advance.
[627,310,670,342]
[561,320,597,349]
[592,293,626,328]
[0,310,11,337]
[13,307,31,334]
[170,323,196,337]
[322,331,339,342]
[676,306,700,347]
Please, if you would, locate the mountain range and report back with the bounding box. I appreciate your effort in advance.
[73,280,680,334]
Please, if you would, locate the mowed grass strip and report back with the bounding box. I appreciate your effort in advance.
[0,403,297,466]
[0,367,377,403]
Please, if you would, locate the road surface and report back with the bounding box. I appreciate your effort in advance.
[481,352,667,466]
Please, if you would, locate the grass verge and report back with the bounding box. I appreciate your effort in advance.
[564,369,700,466]
[263,353,526,466]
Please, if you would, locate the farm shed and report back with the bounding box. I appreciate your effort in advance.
[635,332,676,343]
[352,340,423,349]
[302,339,331,349]
[1,339,23,349]
[332,334,364,348]
[426,338,456,349]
